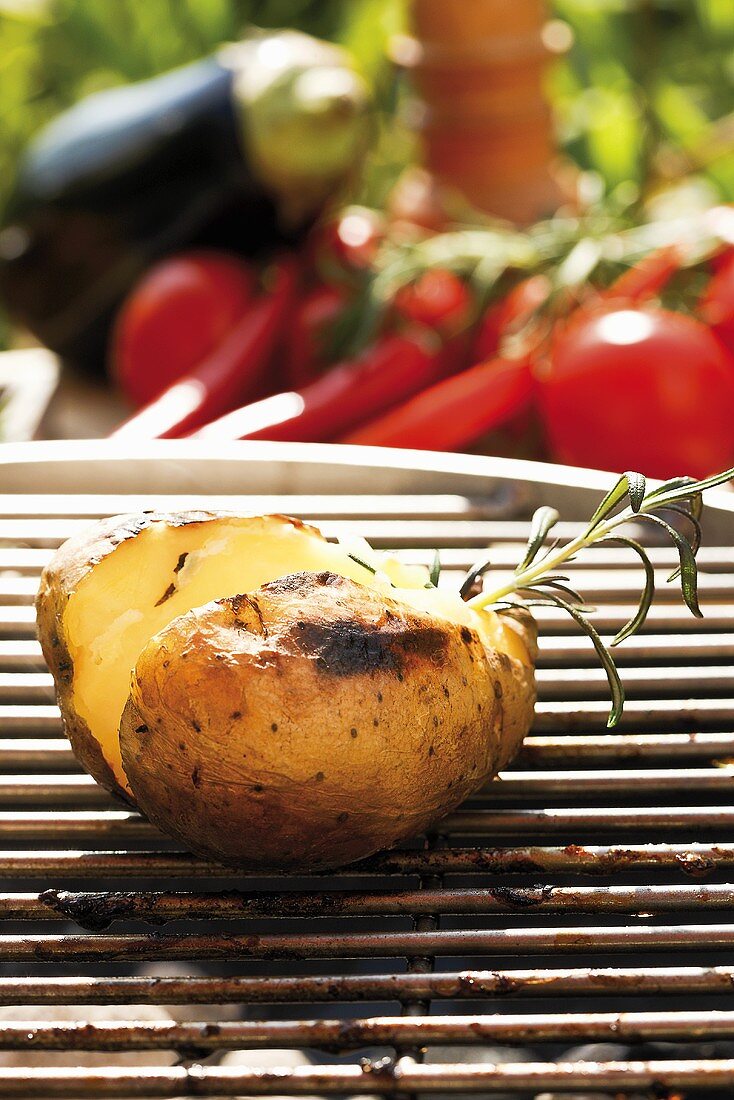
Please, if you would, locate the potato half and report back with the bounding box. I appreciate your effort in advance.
[37,512,403,796]
[36,511,533,799]
[120,571,536,870]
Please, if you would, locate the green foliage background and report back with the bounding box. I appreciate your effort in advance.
[1,0,732,212]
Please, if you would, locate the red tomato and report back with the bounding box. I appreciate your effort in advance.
[112,252,256,407]
[537,305,734,479]
[394,269,473,337]
[285,285,347,388]
[700,251,734,356]
[309,206,385,277]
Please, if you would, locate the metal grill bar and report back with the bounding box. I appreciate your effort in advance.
[2,768,734,807]
[8,664,734,703]
[5,632,734,669]
[6,695,734,735]
[6,925,734,962]
[0,842,730,877]
[2,730,734,767]
[2,966,734,1005]
[9,602,734,639]
[6,805,734,840]
[9,883,734,923]
[8,1011,734,1051]
[0,1059,733,1096]
[2,731,734,771]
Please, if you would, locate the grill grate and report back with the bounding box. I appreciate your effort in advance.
[2,442,734,1097]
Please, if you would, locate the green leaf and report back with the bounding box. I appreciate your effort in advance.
[626,471,647,513]
[660,504,702,580]
[600,536,655,645]
[428,549,441,588]
[459,554,493,599]
[641,514,702,618]
[649,466,734,507]
[516,506,560,573]
[347,553,376,576]
[517,591,625,728]
[586,471,645,531]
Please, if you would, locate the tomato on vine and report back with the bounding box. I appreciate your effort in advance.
[536,305,734,479]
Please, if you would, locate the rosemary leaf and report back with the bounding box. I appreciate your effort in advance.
[659,504,703,579]
[640,513,702,617]
[599,535,655,645]
[586,471,645,531]
[516,506,560,573]
[428,550,442,588]
[518,591,625,727]
[347,553,377,576]
[459,554,493,598]
[626,472,647,513]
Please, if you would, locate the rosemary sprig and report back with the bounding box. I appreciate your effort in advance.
[462,466,734,727]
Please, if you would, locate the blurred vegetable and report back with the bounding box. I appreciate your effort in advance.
[700,250,734,356]
[112,251,256,407]
[285,285,348,388]
[0,28,370,368]
[311,206,385,279]
[601,246,682,303]
[472,275,551,362]
[394,269,473,336]
[537,305,734,479]
[342,356,533,451]
[112,258,297,440]
[194,329,442,441]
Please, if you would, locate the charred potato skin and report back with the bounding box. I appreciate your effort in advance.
[35,510,324,799]
[120,571,537,871]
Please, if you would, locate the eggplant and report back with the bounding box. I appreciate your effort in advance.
[0,30,371,368]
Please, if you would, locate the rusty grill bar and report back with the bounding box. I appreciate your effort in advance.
[1,446,734,1097]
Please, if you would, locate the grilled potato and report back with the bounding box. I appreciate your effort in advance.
[37,511,536,869]
[120,571,536,870]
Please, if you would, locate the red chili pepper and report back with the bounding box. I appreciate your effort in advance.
[193,330,443,442]
[341,356,533,451]
[602,245,682,303]
[473,275,551,362]
[285,285,347,388]
[111,259,297,440]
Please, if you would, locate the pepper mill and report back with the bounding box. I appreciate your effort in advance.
[394,0,567,223]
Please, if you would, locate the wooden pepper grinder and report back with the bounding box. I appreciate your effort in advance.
[394,0,567,223]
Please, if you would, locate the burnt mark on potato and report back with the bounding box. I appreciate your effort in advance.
[154,582,176,607]
[461,626,474,644]
[191,766,201,788]
[225,593,267,637]
[264,570,333,595]
[290,611,448,677]
[230,711,242,720]
[293,618,448,678]
[134,725,149,734]
[174,552,189,574]
[56,658,73,685]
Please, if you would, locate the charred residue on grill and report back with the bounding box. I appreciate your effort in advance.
[487,884,554,908]
[39,889,168,931]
